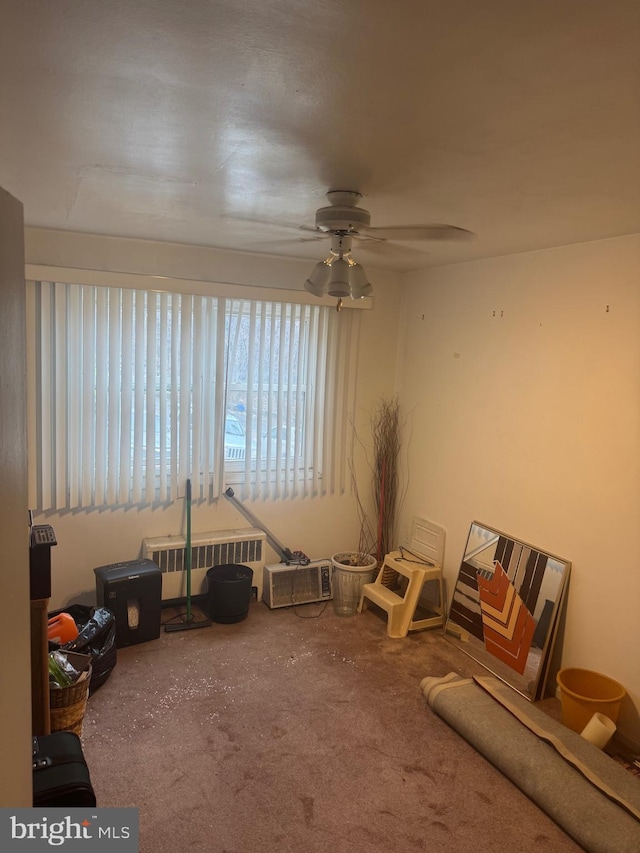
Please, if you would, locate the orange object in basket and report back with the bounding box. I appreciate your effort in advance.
[47,612,79,645]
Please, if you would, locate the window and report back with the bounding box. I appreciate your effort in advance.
[29,280,360,509]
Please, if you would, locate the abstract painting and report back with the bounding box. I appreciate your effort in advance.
[445,521,571,701]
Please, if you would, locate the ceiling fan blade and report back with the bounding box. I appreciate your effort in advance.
[361,224,474,242]
[222,213,318,234]
[356,239,430,260]
[246,236,325,251]
[351,232,386,244]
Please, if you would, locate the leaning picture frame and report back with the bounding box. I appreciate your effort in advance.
[445,521,571,701]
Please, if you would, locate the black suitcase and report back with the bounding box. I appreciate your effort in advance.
[32,731,96,807]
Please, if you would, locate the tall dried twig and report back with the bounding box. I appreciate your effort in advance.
[370,397,401,561]
[348,418,377,562]
[349,395,405,565]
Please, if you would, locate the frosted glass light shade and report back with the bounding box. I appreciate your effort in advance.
[348,263,373,298]
[327,258,351,297]
[304,261,331,296]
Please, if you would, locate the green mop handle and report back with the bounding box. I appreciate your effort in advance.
[186,478,192,621]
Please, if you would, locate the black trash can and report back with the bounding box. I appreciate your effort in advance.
[206,564,254,623]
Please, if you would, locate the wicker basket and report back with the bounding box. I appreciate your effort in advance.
[49,655,92,737]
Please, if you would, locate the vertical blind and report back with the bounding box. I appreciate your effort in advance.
[224,298,360,501]
[30,280,360,510]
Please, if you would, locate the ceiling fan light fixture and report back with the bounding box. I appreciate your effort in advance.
[304,260,331,296]
[304,253,373,300]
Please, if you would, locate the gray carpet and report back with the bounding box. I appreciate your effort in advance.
[80,600,585,852]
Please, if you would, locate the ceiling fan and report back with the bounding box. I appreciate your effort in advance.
[298,190,473,301]
[307,190,473,244]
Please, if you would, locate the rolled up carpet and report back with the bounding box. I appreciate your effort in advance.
[421,673,640,853]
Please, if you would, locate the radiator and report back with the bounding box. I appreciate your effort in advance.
[263,559,333,609]
[142,527,267,603]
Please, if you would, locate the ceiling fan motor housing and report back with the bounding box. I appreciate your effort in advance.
[315,204,371,233]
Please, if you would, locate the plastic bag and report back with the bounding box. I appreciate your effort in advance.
[48,650,81,687]
[49,605,117,694]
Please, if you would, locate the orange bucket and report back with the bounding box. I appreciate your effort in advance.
[556,667,625,733]
[47,612,79,645]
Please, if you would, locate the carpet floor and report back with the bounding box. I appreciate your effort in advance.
[81,600,585,853]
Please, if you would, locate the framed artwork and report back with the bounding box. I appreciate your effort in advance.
[445,521,571,701]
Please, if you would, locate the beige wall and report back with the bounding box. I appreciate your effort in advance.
[0,188,32,806]
[25,227,640,747]
[398,234,640,746]
[24,229,402,609]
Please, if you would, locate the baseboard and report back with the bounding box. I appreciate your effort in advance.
[160,593,209,609]
[611,729,640,757]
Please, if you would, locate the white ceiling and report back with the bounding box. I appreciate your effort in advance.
[1,0,639,272]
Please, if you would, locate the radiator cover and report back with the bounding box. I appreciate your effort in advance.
[142,527,266,603]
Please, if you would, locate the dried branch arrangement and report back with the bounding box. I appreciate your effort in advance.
[349,395,404,565]
[371,396,401,562]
